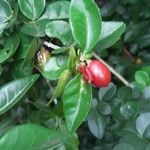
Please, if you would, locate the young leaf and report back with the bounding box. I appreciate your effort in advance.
[63,74,92,132]
[0,33,20,64]
[45,21,74,46]
[20,19,49,37]
[18,0,45,20]
[69,0,102,53]
[40,1,70,20]
[135,70,149,88]
[48,69,71,105]
[0,0,13,23]
[95,21,126,50]
[0,74,39,115]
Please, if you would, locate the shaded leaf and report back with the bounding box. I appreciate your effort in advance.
[95,21,126,50]
[20,19,49,37]
[88,108,107,139]
[136,112,150,136]
[0,33,20,64]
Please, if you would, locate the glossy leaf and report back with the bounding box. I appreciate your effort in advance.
[0,33,20,64]
[20,19,49,37]
[40,1,70,20]
[42,56,68,80]
[45,21,74,46]
[98,82,116,101]
[136,112,150,136]
[0,124,78,150]
[18,0,45,20]
[0,75,39,115]
[95,21,126,50]
[63,74,92,132]
[0,124,62,149]
[0,0,13,23]
[88,108,107,139]
[69,0,102,53]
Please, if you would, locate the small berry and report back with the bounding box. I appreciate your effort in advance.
[79,59,111,87]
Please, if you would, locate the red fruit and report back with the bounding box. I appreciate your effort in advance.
[79,60,111,87]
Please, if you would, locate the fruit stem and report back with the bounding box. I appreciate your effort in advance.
[93,52,131,87]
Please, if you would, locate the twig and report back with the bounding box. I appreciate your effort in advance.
[93,52,131,87]
[43,41,60,49]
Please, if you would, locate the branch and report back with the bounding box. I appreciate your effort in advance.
[93,52,131,87]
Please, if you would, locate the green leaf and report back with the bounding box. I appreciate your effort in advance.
[40,1,70,20]
[113,101,139,121]
[0,33,20,64]
[18,0,45,20]
[48,69,71,105]
[20,19,49,37]
[97,102,111,115]
[143,125,150,140]
[118,86,133,101]
[16,33,38,66]
[45,21,74,46]
[0,74,39,115]
[0,65,2,76]
[143,86,150,100]
[68,46,77,72]
[145,144,150,150]
[0,118,15,138]
[0,22,8,37]
[135,70,149,87]
[0,124,78,150]
[42,56,68,80]
[95,21,126,50]
[63,74,92,132]
[120,132,148,150]
[98,83,116,101]
[136,112,150,136]
[0,124,61,149]
[9,61,34,79]
[88,108,107,139]
[69,0,102,53]
[113,143,134,150]
[0,0,13,23]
